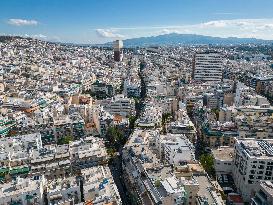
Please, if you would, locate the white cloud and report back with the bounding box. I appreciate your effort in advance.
[201,20,228,28]
[32,34,47,39]
[159,29,179,35]
[199,19,273,29]
[96,29,124,38]
[99,18,273,40]
[23,34,47,40]
[7,19,38,26]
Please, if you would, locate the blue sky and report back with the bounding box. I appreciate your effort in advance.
[1,0,273,43]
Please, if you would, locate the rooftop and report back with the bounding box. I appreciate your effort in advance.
[212,146,234,161]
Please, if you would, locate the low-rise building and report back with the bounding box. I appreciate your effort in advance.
[212,146,234,174]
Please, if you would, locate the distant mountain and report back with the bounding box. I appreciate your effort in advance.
[105,33,273,47]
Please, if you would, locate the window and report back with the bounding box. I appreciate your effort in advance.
[258,165,264,169]
[256,176,263,180]
[267,166,273,170]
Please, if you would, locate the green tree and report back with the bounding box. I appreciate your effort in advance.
[211,108,220,120]
[106,126,125,146]
[200,154,215,177]
[128,115,137,130]
[106,147,116,157]
[57,136,73,145]
[155,180,161,187]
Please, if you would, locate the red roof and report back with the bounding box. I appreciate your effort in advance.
[228,194,244,203]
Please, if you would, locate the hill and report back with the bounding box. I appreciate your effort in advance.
[105,33,273,47]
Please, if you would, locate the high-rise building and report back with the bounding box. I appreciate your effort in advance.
[192,51,223,82]
[113,40,123,61]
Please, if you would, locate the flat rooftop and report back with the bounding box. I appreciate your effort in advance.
[194,175,224,205]
[238,139,273,158]
[260,181,273,196]
[212,147,234,161]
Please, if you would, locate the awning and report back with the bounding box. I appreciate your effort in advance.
[9,167,30,174]
[0,167,9,173]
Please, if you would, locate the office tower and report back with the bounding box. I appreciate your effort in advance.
[192,51,223,82]
[113,40,123,62]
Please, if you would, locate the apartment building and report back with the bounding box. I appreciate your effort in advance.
[233,138,273,201]
[98,94,135,117]
[81,166,122,204]
[0,176,46,205]
[212,146,234,174]
[193,52,223,82]
[156,134,196,165]
[0,134,108,179]
[251,181,273,205]
[235,82,269,107]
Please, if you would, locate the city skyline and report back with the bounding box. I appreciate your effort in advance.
[1,0,273,43]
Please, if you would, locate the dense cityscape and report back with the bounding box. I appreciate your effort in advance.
[2,1,273,204]
[1,34,273,205]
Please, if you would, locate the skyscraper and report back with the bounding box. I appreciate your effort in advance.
[192,51,223,82]
[113,40,123,62]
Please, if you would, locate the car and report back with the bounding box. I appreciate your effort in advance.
[217,175,223,183]
[223,187,234,194]
[204,147,212,153]
[223,175,228,183]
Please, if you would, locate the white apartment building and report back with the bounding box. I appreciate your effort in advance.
[251,181,273,205]
[0,176,46,205]
[159,176,187,205]
[233,138,273,202]
[235,82,269,107]
[46,177,82,205]
[156,134,195,165]
[123,78,141,98]
[212,146,234,174]
[98,94,135,117]
[193,52,223,82]
[136,104,162,128]
[81,166,122,204]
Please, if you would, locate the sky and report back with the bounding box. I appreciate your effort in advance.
[1,0,273,44]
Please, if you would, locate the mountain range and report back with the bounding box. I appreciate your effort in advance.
[1,34,273,47]
[105,33,273,47]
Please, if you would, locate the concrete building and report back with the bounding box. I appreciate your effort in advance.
[212,146,234,174]
[98,94,135,117]
[81,166,122,205]
[193,52,223,82]
[157,134,196,165]
[113,40,123,62]
[251,181,273,205]
[233,138,273,202]
[0,176,46,205]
